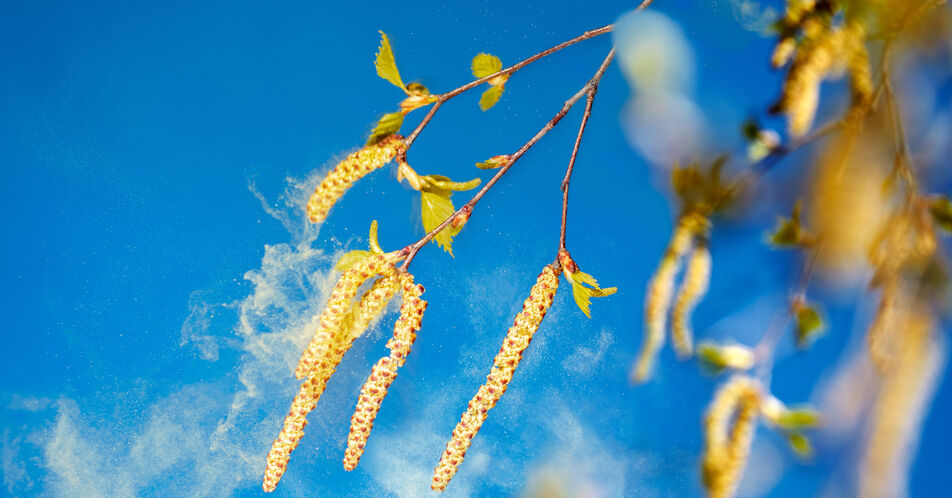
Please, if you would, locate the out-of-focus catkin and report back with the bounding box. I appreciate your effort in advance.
[306,135,404,224]
[859,305,941,498]
[431,265,559,492]
[343,272,427,471]
[634,213,700,382]
[671,240,712,358]
[701,376,762,498]
[294,255,394,379]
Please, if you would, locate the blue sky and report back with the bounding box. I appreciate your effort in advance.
[2,1,951,496]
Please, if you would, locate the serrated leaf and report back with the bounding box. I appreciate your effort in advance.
[565,269,617,318]
[471,53,503,78]
[479,85,504,111]
[367,112,404,145]
[421,190,459,255]
[777,408,822,430]
[368,220,383,254]
[930,196,952,232]
[336,250,372,272]
[375,31,407,92]
[795,305,824,349]
[423,175,482,192]
[787,433,814,458]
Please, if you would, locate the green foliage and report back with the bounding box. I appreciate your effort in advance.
[566,270,617,318]
[671,156,734,214]
[471,53,503,78]
[375,31,407,93]
[479,85,504,111]
[776,407,822,430]
[335,220,386,272]
[768,201,813,248]
[930,195,952,232]
[795,302,824,349]
[696,341,755,375]
[786,432,814,458]
[367,112,404,145]
[419,175,481,255]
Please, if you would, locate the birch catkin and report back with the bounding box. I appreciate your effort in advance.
[634,214,698,382]
[671,240,712,358]
[294,255,394,379]
[431,265,559,492]
[701,376,762,498]
[343,272,427,471]
[305,134,404,224]
[263,330,356,492]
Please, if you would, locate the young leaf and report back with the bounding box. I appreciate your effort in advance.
[696,341,756,374]
[929,195,952,232]
[471,53,503,78]
[558,252,617,318]
[367,112,404,145]
[787,433,814,458]
[375,31,407,93]
[336,250,372,272]
[421,190,459,255]
[423,174,482,192]
[795,303,824,349]
[479,85,504,111]
[776,407,822,430]
[768,201,812,248]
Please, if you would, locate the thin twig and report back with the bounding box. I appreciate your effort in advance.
[398,48,617,271]
[400,0,654,154]
[560,83,599,251]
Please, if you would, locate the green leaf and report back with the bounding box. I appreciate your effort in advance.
[479,85,504,111]
[777,408,822,430]
[336,250,372,272]
[368,220,383,254]
[795,304,824,349]
[423,174,481,192]
[787,432,814,458]
[367,112,404,145]
[421,190,459,255]
[930,195,952,232]
[375,31,407,92]
[768,201,812,248]
[697,342,728,375]
[471,53,503,78]
[696,341,755,374]
[565,269,617,318]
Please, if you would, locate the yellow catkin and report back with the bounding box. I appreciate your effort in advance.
[343,272,427,471]
[771,37,797,68]
[345,274,401,341]
[671,240,712,358]
[859,305,940,498]
[845,21,872,108]
[294,255,394,379]
[633,214,698,382]
[701,376,762,498]
[305,135,404,224]
[778,21,844,136]
[867,280,899,373]
[431,265,559,492]
[263,328,356,492]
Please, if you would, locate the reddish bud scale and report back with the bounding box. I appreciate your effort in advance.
[294,255,394,379]
[343,273,427,471]
[305,135,404,224]
[431,265,559,492]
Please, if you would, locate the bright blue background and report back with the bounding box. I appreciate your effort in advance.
[2,1,950,496]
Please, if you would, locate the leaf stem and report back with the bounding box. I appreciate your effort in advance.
[398,48,617,271]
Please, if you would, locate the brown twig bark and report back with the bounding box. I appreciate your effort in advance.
[559,81,600,252]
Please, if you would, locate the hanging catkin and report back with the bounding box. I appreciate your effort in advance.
[431,265,559,492]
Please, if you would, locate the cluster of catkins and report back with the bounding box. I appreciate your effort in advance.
[771,0,873,136]
[633,211,712,382]
[262,252,427,492]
